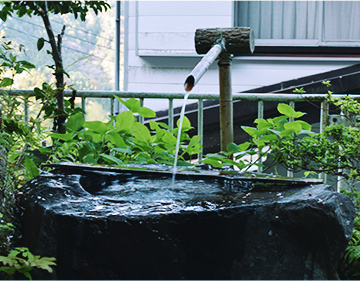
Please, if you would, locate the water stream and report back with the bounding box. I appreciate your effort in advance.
[172,90,191,184]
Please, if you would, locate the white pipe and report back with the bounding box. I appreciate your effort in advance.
[114,1,121,114]
[184,39,226,92]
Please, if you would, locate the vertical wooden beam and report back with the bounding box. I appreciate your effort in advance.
[218,54,233,152]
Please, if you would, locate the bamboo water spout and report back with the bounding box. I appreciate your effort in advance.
[184,38,226,92]
[184,27,255,151]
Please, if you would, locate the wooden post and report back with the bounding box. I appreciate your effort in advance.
[187,27,254,151]
[218,53,233,151]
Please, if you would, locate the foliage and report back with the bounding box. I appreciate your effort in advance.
[0,247,56,280]
[274,93,360,187]
[343,211,360,279]
[0,1,111,133]
[1,38,56,279]
[2,3,116,93]
[44,96,202,166]
[0,37,39,224]
[202,103,312,172]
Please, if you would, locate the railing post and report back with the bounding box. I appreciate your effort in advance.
[110,97,115,116]
[81,97,86,120]
[257,100,264,172]
[287,101,295,178]
[24,98,29,123]
[168,99,174,131]
[139,98,144,124]
[319,100,329,183]
[198,99,204,161]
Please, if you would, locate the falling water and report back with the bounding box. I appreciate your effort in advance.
[172,90,191,184]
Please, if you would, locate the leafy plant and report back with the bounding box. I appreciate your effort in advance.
[44,96,202,167]
[202,103,312,171]
[343,211,360,279]
[1,38,56,279]
[0,247,56,280]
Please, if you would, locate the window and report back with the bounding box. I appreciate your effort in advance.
[235,1,360,48]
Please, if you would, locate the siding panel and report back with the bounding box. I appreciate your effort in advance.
[125,1,358,113]
[138,1,232,16]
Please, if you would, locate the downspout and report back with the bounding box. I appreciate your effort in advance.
[114,0,121,115]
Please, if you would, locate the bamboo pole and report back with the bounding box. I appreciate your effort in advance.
[218,54,233,151]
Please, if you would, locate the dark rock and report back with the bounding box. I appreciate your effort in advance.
[19,164,355,280]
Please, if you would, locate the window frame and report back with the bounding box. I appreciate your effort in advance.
[233,0,360,55]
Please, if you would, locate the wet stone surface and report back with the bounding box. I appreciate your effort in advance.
[19,164,356,280]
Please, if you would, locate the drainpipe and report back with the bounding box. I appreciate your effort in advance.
[114,0,121,115]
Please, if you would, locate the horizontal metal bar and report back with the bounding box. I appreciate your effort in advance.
[5,89,360,102]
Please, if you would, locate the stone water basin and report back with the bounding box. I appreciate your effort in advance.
[19,162,355,280]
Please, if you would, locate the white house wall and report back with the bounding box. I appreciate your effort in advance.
[125,1,359,111]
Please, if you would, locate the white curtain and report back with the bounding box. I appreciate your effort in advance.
[236,1,319,40]
[323,1,360,41]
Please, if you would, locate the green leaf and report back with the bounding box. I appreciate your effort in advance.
[84,121,108,135]
[0,266,16,275]
[162,131,177,146]
[112,147,132,154]
[132,122,151,144]
[299,129,314,135]
[9,53,16,62]
[259,134,279,142]
[24,157,40,179]
[279,128,296,137]
[226,142,240,154]
[124,98,141,112]
[23,271,32,280]
[255,118,272,129]
[18,60,35,69]
[115,111,135,133]
[206,153,226,159]
[238,142,251,151]
[34,87,45,100]
[108,132,127,148]
[83,131,102,143]
[0,77,13,87]
[242,126,258,138]
[50,132,74,142]
[113,96,127,107]
[99,154,123,165]
[183,135,202,155]
[177,116,192,132]
[202,158,223,168]
[37,37,45,51]
[137,107,156,118]
[31,256,56,273]
[284,122,302,134]
[66,112,84,132]
[297,120,312,131]
[267,129,281,136]
[277,103,295,118]
[293,111,305,118]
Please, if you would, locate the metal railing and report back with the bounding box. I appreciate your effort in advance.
[5,89,360,182]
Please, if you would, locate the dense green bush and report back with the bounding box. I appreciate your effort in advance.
[42,96,201,167]
[0,37,56,280]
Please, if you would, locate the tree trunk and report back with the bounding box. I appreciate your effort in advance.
[40,1,66,134]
